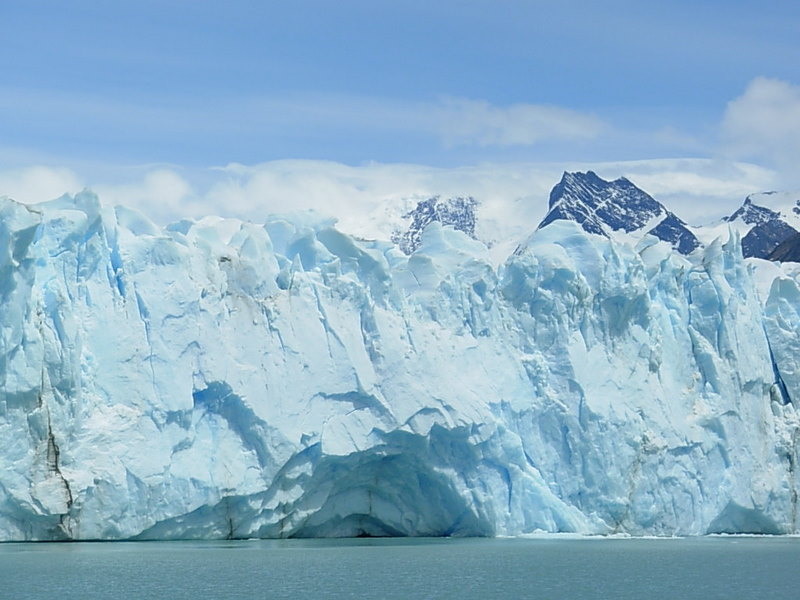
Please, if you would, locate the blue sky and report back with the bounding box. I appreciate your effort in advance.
[1,1,799,225]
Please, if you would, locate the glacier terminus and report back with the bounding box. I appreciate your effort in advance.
[1,172,799,541]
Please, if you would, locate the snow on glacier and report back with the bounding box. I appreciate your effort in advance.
[0,191,798,541]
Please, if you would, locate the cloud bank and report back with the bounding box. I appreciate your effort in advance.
[0,158,774,244]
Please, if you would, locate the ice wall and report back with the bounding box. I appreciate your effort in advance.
[0,192,798,540]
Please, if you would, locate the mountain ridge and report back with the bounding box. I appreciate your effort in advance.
[537,170,701,254]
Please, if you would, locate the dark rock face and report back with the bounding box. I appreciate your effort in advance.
[649,213,702,255]
[393,196,478,254]
[742,221,799,259]
[539,171,700,254]
[768,232,800,263]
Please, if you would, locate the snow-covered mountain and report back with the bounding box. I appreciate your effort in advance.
[538,171,701,254]
[719,191,800,259]
[1,189,799,541]
[391,196,478,254]
[334,173,799,269]
[354,172,800,269]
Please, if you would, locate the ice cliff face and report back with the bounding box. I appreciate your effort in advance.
[1,190,799,541]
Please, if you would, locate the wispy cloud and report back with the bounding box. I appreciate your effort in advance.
[436,97,606,147]
[0,166,83,204]
[0,85,611,165]
[93,170,194,220]
[721,77,800,184]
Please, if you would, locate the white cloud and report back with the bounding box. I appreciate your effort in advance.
[437,97,606,147]
[93,169,194,223]
[721,77,800,183]
[0,166,83,204]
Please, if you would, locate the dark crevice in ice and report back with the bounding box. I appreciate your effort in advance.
[45,413,74,539]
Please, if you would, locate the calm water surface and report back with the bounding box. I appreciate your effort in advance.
[1,536,799,599]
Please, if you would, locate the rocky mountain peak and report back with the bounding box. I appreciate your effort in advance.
[539,171,700,254]
[392,196,478,254]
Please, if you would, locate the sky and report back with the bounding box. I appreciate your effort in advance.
[1,0,799,230]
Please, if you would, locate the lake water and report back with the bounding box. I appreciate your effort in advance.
[1,536,799,599]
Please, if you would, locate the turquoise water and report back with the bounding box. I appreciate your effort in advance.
[1,536,799,599]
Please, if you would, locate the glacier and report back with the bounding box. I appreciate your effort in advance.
[0,190,799,541]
